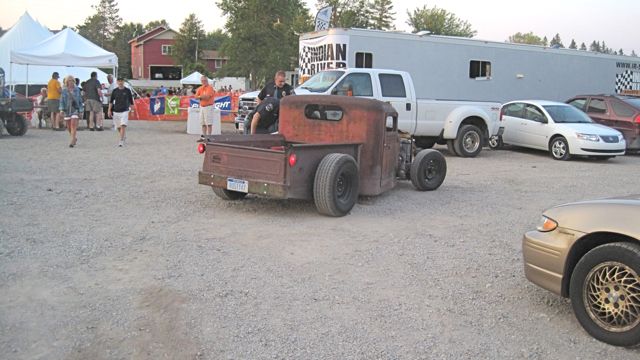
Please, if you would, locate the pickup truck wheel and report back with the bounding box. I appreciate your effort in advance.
[446,140,458,156]
[314,153,359,217]
[410,149,447,191]
[212,187,247,200]
[488,135,503,150]
[6,114,28,136]
[454,124,483,157]
[569,242,640,347]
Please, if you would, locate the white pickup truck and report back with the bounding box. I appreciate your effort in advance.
[294,68,502,157]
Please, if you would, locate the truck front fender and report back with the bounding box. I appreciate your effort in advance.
[442,105,498,139]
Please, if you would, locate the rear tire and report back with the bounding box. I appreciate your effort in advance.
[6,114,28,136]
[212,187,247,200]
[569,242,640,347]
[313,153,359,217]
[410,149,447,191]
[454,124,483,157]
[446,140,458,156]
[549,136,571,161]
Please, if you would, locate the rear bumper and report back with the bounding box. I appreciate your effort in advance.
[198,171,289,198]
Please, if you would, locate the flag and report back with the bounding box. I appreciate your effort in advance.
[315,6,332,31]
[150,97,165,115]
[165,96,180,115]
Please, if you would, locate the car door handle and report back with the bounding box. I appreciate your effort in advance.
[406,103,411,111]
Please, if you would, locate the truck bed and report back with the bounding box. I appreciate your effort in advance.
[199,134,360,200]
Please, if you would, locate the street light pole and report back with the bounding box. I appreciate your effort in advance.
[192,34,199,63]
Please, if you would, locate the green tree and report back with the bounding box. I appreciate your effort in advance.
[145,19,169,31]
[549,33,564,48]
[580,42,587,50]
[217,0,312,88]
[568,39,577,49]
[112,22,144,78]
[172,14,206,75]
[77,0,122,48]
[201,29,229,50]
[542,36,548,46]
[589,41,600,52]
[618,49,624,56]
[507,32,545,45]
[406,5,476,37]
[316,0,372,29]
[371,0,395,30]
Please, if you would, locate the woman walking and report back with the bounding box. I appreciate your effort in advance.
[59,75,83,147]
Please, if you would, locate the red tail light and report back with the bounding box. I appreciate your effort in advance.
[288,153,297,167]
[197,143,206,154]
[499,108,505,121]
[635,114,640,124]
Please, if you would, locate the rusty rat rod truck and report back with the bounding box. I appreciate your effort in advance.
[198,95,447,217]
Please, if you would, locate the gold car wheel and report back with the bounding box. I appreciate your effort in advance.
[583,261,640,333]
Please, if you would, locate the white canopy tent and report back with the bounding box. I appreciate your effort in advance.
[0,12,112,92]
[180,71,211,85]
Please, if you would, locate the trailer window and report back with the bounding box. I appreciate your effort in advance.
[379,74,406,98]
[355,52,373,68]
[304,104,344,121]
[469,60,491,79]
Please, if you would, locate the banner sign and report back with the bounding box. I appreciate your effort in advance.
[214,95,232,115]
[314,6,332,31]
[299,35,349,77]
[189,98,200,108]
[164,96,180,115]
[150,97,165,115]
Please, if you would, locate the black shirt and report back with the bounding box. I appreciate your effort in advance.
[109,87,134,112]
[258,81,293,101]
[83,78,101,101]
[255,97,280,130]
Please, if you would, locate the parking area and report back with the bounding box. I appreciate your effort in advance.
[1,121,639,359]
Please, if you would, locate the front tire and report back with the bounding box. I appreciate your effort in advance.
[550,136,571,160]
[6,114,28,136]
[569,242,640,347]
[313,153,359,217]
[212,187,247,200]
[454,124,483,157]
[410,149,447,191]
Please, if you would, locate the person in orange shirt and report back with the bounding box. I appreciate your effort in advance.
[47,72,63,130]
[195,75,215,142]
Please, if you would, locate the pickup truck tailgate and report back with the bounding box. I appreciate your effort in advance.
[202,142,286,183]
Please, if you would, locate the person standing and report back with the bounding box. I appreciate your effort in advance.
[105,74,117,130]
[83,72,103,131]
[195,75,215,142]
[258,70,294,101]
[47,72,63,130]
[107,77,134,147]
[59,75,83,147]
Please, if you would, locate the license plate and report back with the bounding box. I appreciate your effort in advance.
[227,178,248,193]
[238,122,244,132]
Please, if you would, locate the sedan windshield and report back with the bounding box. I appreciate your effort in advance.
[298,71,344,93]
[543,105,593,123]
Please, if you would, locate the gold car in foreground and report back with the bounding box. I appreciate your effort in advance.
[523,195,640,347]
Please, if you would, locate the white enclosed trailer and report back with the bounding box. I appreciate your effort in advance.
[299,28,640,103]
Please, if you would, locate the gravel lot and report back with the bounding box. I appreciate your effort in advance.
[1,121,640,359]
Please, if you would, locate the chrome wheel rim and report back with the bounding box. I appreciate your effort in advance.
[488,136,499,148]
[583,261,640,332]
[552,140,567,158]
[463,131,480,153]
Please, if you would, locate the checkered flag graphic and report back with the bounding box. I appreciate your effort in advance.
[299,46,312,76]
[615,70,634,93]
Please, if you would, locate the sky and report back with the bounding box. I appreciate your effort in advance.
[1,0,639,54]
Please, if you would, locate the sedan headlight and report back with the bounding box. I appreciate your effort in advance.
[536,216,558,232]
[576,133,600,142]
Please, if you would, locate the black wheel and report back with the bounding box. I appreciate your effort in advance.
[549,136,571,160]
[453,124,483,157]
[488,135,504,150]
[6,114,28,136]
[414,137,437,149]
[313,153,359,217]
[212,187,247,200]
[446,140,458,156]
[410,149,447,191]
[569,242,640,347]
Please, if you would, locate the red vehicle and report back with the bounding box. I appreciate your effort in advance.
[198,95,447,216]
[567,94,640,151]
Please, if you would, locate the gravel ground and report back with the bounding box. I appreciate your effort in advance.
[1,120,640,359]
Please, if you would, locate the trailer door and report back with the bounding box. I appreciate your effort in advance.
[377,73,416,134]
